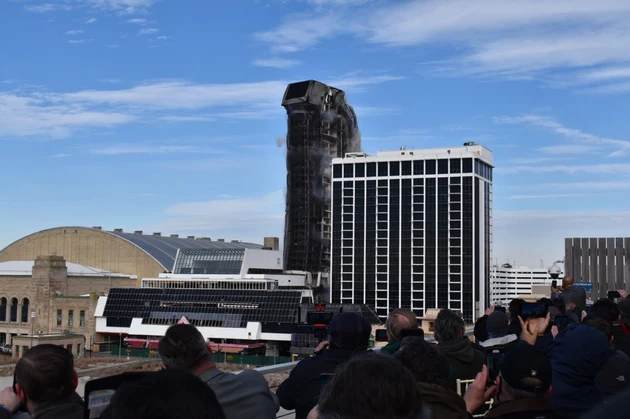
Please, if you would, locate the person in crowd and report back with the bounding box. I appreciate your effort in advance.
[102,369,226,419]
[582,315,630,397]
[307,352,425,419]
[549,298,579,324]
[277,312,371,419]
[480,311,519,353]
[157,324,278,419]
[612,299,630,358]
[380,308,419,355]
[464,343,556,419]
[550,276,586,315]
[394,337,469,419]
[0,344,83,419]
[507,299,525,337]
[434,309,485,381]
[473,307,492,344]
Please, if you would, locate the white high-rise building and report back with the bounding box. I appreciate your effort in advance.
[330,143,493,323]
[490,266,560,307]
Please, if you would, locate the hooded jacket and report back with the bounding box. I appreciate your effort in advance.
[597,348,630,397]
[0,393,84,419]
[548,323,610,417]
[437,336,486,381]
[417,382,469,419]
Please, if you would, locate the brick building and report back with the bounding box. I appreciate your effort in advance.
[0,255,136,355]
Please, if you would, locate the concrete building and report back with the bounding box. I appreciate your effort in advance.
[0,226,268,283]
[281,80,360,288]
[565,237,630,300]
[490,265,559,307]
[330,143,493,322]
[0,256,136,353]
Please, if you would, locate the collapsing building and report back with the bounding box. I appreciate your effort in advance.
[281,80,360,298]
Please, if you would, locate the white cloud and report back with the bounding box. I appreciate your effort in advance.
[537,145,598,155]
[508,194,585,200]
[99,78,121,84]
[106,44,120,48]
[47,153,72,158]
[90,144,215,155]
[68,39,88,44]
[24,3,72,12]
[138,28,158,35]
[156,36,170,40]
[253,58,302,69]
[254,13,341,53]
[536,181,630,190]
[86,18,97,24]
[310,0,369,4]
[85,0,158,14]
[126,18,147,24]
[498,163,630,175]
[66,29,84,35]
[328,74,405,90]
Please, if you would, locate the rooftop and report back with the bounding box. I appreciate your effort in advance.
[0,260,133,278]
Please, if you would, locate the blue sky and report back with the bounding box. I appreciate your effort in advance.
[1,0,630,268]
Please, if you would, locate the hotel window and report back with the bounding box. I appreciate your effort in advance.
[68,310,74,327]
[80,310,86,327]
[56,310,62,326]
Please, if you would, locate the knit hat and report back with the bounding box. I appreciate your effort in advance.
[501,343,552,394]
[328,312,371,350]
[486,311,509,337]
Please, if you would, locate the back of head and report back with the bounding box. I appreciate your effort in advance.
[15,344,75,404]
[158,324,211,370]
[318,352,423,419]
[552,323,609,380]
[508,299,525,322]
[592,299,620,324]
[500,343,552,399]
[583,315,613,341]
[385,308,418,341]
[486,311,509,338]
[327,312,371,351]
[434,309,464,342]
[108,369,226,419]
[562,276,574,288]
[551,298,567,314]
[394,337,451,389]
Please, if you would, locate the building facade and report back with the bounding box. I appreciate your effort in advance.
[565,238,630,300]
[0,256,136,353]
[330,144,493,322]
[490,265,559,307]
[281,80,360,286]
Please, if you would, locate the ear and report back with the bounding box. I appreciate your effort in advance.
[72,371,79,390]
[15,383,26,404]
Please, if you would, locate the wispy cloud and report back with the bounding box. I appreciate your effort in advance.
[126,18,147,24]
[90,144,218,156]
[537,145,598,155]
[24,3,72,13]
[138,28,158,35]
[66,29,84,35]
[498,163,630,175]
[253,58,302,69]
[533,181,630,190]
[68,39,89,44]
[99,78,121,84]
[47,153,72,159]
[86,18,97,24]
[496,114,630,157]
[85,0,159,14]
[509,193,585,200]
[156,36,170,41]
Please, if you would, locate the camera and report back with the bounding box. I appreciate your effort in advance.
[520,302,548,319]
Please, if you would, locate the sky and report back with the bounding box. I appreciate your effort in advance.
[1,0,630,269]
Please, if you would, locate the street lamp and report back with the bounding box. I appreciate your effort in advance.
[30,312,35,349]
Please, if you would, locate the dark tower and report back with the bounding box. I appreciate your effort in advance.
[281,80,360,292]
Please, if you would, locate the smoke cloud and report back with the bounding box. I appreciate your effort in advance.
[276,135,286,148]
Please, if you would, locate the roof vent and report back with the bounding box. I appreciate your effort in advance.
[153,232,161,236]
[187,236,195,240]
[196,237,211,241]
[217,238,225,242]
[134,230,143,235]
[170,234,179,238]
[231,240,240,243]
[92,226,102,230]
[114,228,123,233]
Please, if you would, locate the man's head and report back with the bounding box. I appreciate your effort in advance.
[498,343,552,401]
[385,308,418,342]
[582,315,614,344]
[158,324,213,371]
[327,312,371,351]
[394,337,451,389]
[508,299,525,322]
[592,298,620,324]
[315,352,423,419]
[14,344,78,413]
[486,311,509,338]
[433,309,464,343]
[562,276,574,289]
[106,369,226,419]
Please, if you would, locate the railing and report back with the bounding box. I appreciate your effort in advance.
[246,329,475,419]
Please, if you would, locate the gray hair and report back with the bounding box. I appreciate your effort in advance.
[158,324,211,370]
[385,308,418,341]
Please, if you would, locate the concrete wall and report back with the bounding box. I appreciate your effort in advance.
[0,227,165,283]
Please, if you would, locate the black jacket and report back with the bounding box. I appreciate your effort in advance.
[485,399,557,419]
[276,347,365,419]
[597,348,630,397]
[0,394,84,419]
[437,337,486,382]
[417,382,469,419]
[612,325,630,359]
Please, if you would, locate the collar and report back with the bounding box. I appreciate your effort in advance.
[198,367,223,383]
[486,398,553,418]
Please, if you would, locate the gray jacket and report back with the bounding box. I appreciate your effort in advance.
[199,367,279,419]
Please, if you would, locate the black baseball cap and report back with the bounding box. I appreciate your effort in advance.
[500,343,552,394]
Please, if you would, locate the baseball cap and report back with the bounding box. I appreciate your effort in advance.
[486,312,509,337]
[500,343,552,394]
[328,312,371,350]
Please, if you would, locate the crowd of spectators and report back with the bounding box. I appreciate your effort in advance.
[0,275,629,418]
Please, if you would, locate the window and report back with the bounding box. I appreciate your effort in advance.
[378,162,388,176]
[390,161,400,176]
[333,164,342,179]
[438,159,449,174]
[463,158,473,173]
[57,309,62,326]
[402,161,412,175]
[68,310,74,327]
[355,163,365,177]
[425,160,436,175]
[450,158,461,174]
[367,162,376,177]
[344,163,354,178]
[80,310,85,327]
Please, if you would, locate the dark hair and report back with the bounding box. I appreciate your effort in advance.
[583,315,613,340]
[108,369,226,419]
[318,352,423,419]
[386,309,418,341]
[158,324,212,370]
[14,344,75,404]
[591,299,620,324]
[551,298,566,314]
[434,309,464,342]
[508,299,525,321]
[394,337,452,389]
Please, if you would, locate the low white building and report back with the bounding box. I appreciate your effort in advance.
[490,265,561,307]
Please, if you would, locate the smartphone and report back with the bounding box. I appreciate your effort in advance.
[584,306,592,314]
[400,328,424,341]
[374,329,388,342]
[494,306,506,313]
[84,372,149,419]
[551,280,557,289]
[608,291,621,300]
[320,373,334,392]
[487,349,505,385]
[553,315,570,332]
[521,302,548,319]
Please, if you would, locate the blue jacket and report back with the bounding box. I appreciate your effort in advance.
[549,323,609,417]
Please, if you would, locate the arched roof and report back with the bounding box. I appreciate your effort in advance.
[1,227,262,272]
